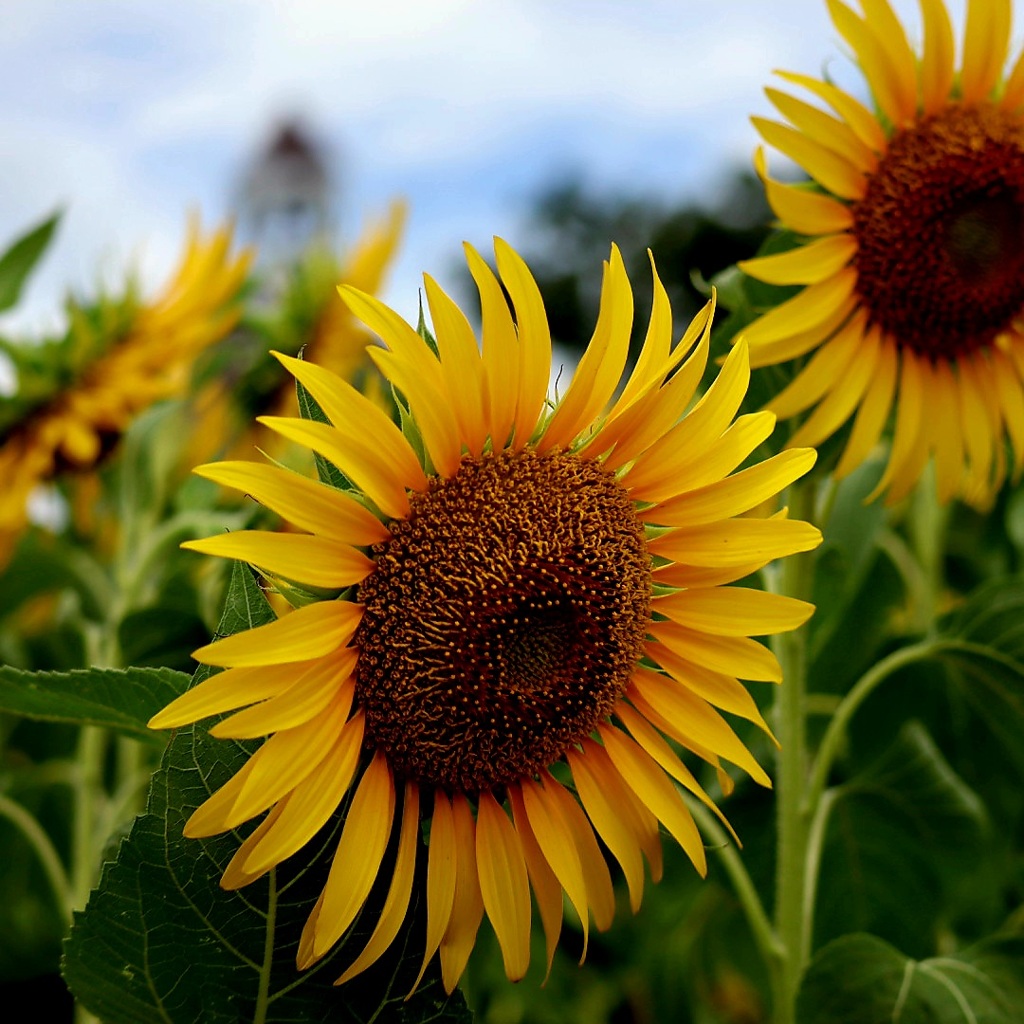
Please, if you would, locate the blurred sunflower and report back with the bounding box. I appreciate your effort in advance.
[740,0,1024,504]
[185,201,405,471]
[0,221,250,564]
[150,240,820,992]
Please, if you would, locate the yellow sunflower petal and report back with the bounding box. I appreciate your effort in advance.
[494,237,553,446]
[764,88,878,172]
[210,652,356,739]
[860,0,920,115]
[610,252,675,413]
[183,758,256,839]
[147,662,307,729]
[868,348,926,501]
[423,273,488,458]
[242,712,365,878]
[930,359,967,503]
[991,347,1024,474]
[542,775,616,933]
[271,351,428,491]
[624,340,751,500]
[226,693,352,828]
[957,352,997,493]
[679,411,779,495]
[520,776,592,960]
[465,243,519,448]
[615,702,728,820]
[410,790,458,995]
[193,461,389,547]
[649,625,782,685]
[577,738,664,882]
[919,0,956,115]
[751,117,867,200]
[788,322,882,449]
[653,562,773,589]
[628,668,771,787]
[827,0,916,126]
[834,330,897,479]
[541,246,634,451]
[655,587,815,637]
[336,780,421,985]
[754,148,854,235]
[312,752,396,960]
[567,747,647,913]
[739,268,858,351]
[601,316,711,470]
[739,234,857,287]
[439,794,485,995]
[773,73,888,152]
[191,600,362,668]
[508,786,563,981]
[644,449,816,527]
[476,791,532,982]
[340,286,463,477]
[766,312,865,419]
[1002,40,1024,109]
[598,724,707,876]
[648,518,822,567]
[961,0,1011,104]
[182,531,373,590]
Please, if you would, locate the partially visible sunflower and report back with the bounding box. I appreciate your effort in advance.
[185,201,406,471]
[739,0,1024,504]
[0,221,250,565]
[151,240,821,992]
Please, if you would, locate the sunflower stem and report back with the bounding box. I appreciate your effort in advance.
[769,475,817,1024]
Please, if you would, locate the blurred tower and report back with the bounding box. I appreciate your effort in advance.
[237,119,336,285]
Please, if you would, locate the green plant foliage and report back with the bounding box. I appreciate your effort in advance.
[0,210,61,314]
[796,932,1024,1024]
[0,665,189,742]
[63,562,472,1024]
[813,721,989,956]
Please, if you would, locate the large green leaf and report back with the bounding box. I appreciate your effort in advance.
[796,932,1024,1024]
[0,665,190,742]
[0,210,60,314]
[63,562,472,1023]
[814,722,988,957]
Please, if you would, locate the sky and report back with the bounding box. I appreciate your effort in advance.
[0,0,946,334]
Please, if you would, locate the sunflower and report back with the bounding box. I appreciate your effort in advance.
[0,220,250,564]
[739,0,1024,504]
[150,240,821,993]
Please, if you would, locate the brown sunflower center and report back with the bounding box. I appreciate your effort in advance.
[354,447,650,794]
[852,103,1024,360]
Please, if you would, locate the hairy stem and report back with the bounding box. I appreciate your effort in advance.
[769,477,817,1024]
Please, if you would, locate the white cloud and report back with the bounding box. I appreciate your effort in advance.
[0,0,933,328]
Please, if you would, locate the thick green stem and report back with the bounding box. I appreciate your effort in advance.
[770,478,817,1024]
[70,725,109,911]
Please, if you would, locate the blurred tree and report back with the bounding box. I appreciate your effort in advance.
[514,171,771,358]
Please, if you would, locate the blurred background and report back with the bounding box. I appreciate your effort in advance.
[0,0,934,336]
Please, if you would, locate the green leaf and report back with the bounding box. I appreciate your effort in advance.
[295,377,354,492]
[796,932,1024,1024]
[0,211,61,314]
[64,562,472,1023]
[814,722,989,956]
[0,665,190,742]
